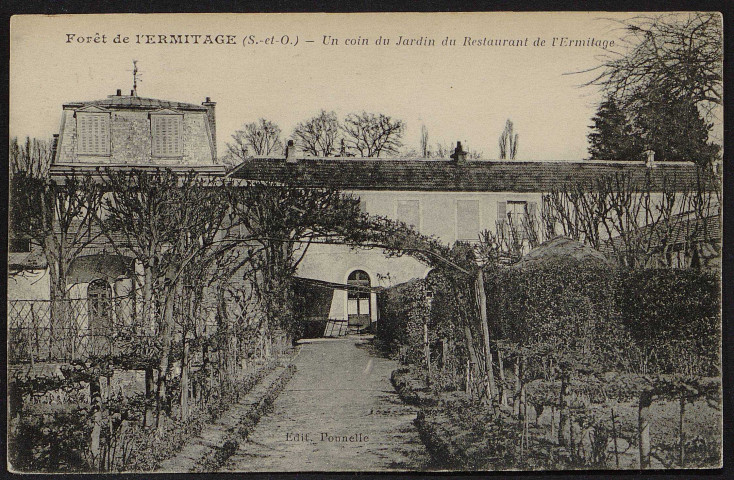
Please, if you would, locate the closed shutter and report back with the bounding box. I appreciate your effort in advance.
[457,200,480,241]
[152,115,182,157]
[497,201,507,225]
[397,200,420,229]
[77,113,110,155]
[528,201,537,218]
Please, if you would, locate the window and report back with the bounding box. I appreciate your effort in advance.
[77,113,110,155]
[457,200,480,241]
[9,238,31,253]
[397,200,420,229]
[507,201,528,230]
[152,115,183,157]
[359,197,367,214]
[498,200,537,241]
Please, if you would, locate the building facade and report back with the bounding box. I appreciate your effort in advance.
[229,146,706,330]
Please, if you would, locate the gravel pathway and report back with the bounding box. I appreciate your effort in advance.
[222,337,430,472]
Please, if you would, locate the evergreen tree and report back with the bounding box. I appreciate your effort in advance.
[587,97,640,160]
[629,86,720,165]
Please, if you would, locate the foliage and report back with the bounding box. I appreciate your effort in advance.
[615,268,720,376]
[587,96,638,160]
[580,14,722,165]
[9,405,93,472]
[628,86,720,165]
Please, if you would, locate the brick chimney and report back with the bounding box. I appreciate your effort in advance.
[202,97,217,157]
[51,134,59,163]
[285,140,299,163]
[450,141,467,164]
[644,149,655,168]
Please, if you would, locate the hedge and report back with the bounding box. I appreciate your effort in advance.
[379,259,720,378]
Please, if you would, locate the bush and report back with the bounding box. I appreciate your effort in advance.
[615,268,720,376]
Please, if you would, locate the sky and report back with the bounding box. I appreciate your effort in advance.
[8,12,705,161]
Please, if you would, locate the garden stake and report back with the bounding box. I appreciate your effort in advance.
[679,394,686,467]
[611,407,619,468]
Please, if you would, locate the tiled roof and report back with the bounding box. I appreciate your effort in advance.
[229,157,707,192]
[63,95,207,111]
[8,251,47,270]
[50,163,227,180]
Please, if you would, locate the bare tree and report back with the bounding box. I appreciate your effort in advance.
[9,137,52,179]
[499,119,519,160]
[9,169,103,356]
[291,110,340,156]
[543,169,720,268]
[341,112,405,157]
[227,118,283,158]
[578,13,722,122]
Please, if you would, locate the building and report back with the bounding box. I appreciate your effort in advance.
[229,143,707,332]
[8,90,225,362]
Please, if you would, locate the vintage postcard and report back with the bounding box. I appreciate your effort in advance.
[8,12,723,473]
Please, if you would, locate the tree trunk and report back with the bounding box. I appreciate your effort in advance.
[90,372,102,470]
[514,359,522,416]
[638,389,653,468]
[476,269,497,407]
[180,338,190,421]
[143,262,154,333]
[155,279,177,429]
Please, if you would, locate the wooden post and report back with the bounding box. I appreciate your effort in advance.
[558,371,571,446]
[611,407,620,468]
[679,394,686,467]
[497,346,507,407]
[638,390,653,469]
[476,269,497,407]
[423,322,430,383]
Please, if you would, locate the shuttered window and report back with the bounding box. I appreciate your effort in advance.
[152,115,183,157]
[77,113,110,155]
[457,200,480,241]
[397,200,420,229]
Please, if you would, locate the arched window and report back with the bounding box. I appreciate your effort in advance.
[347,270,371,328]
[88,279,112,356]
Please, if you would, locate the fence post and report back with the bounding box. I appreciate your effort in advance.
[638,389,653,468]
[476,269,497,408]
[611,407,620,468]
[679,394,686,467]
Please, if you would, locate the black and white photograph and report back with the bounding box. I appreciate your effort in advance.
[7,12,723,473]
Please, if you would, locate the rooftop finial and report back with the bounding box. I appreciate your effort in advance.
[132,60,140,96]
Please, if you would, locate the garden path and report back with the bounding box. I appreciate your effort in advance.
[221,336,430,472]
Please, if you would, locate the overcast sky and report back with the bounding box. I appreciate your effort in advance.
[9,12,692,161]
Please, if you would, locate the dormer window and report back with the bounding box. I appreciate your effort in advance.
[77,111,110,156]
[151,113,183,157]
